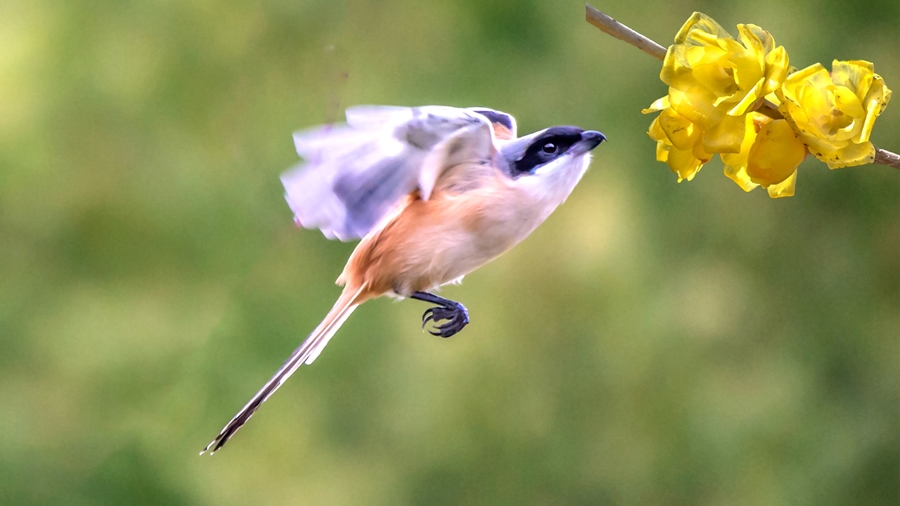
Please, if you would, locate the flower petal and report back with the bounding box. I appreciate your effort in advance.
[642,96,671,114]
[692,139,714,163]
[668,86,724,130]
[766,170,797,198]
[702,113,746,154]
[666,146,705,182]
[822,141,875,169]
[721,113,764,192]
[655,140,671,163]
[831,60,874,101]
[762,46,789,96]
[779,63,828,104]
[731,27,765,92]
[648,115,666,142]
[727,80,763,116]
[724,163,760,192]
[658,108,701,150]
[746,119,806,186]
[859,74,892,142]
[673,12,733,45]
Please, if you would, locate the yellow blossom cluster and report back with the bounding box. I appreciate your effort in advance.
[778,60,892,169]
[645,13,892,198]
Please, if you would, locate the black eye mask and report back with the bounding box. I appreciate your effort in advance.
[509,126,584,175]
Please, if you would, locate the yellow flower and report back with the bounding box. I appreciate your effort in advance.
[722,114,807,198]
[776,60,892,169]
[660,12,790,153]
[644,96,712,182]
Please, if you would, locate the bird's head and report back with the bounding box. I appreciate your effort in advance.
[500,127,605,180]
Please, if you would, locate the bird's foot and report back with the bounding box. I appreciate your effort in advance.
[421,301,469,338]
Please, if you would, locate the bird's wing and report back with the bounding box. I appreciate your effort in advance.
[466,107,517,140]
[281,106,512,241]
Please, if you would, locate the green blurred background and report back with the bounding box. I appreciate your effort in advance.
[1,0,898,504]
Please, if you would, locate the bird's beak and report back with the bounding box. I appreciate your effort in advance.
[571,130,606,155]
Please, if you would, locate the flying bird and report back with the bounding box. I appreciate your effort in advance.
[202,105,605,453]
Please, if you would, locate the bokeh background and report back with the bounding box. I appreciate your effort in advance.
[1,0,898,504]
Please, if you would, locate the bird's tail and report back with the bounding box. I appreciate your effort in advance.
[201,283,368,455]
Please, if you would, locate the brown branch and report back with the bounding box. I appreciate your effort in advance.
[585,3,899,171]
[585,4,666,61]
[875,148,900,169]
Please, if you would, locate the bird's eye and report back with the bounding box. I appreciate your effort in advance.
[542,142,557,154]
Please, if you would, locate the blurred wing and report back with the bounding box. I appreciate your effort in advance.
[282,106,499,241]
[468,107,517,140]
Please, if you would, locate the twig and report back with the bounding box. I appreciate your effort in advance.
[585,5,666,61]
[875,148,900,169]
[585,3,899,170]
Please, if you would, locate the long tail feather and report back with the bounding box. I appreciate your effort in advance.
[201,285,367,455]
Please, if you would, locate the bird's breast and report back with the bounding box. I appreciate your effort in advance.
[341,179,555,296]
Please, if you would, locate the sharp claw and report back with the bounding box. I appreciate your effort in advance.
[418,301,469,338]
[422,308,435,328]
[435,316,465,337]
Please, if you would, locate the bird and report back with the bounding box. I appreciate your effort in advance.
[201,105,605,454]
